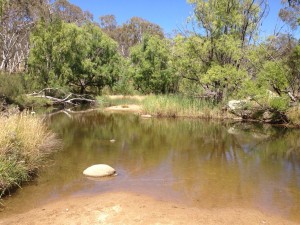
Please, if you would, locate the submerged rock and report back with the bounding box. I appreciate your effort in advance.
[83,164,116,178]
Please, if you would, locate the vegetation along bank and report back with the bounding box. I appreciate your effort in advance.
[0,0,300,195]
[0,108,60,198]
[1,0,299,125]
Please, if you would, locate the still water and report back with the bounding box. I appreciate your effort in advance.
[1,111,300,222]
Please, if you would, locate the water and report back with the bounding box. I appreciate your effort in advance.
[1,111,300,222]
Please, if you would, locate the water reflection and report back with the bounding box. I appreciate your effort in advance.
[1,112,300,222]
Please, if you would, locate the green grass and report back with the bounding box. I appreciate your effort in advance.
[142,95,229,118]
[0,113,60,197]
[97,94,234,119]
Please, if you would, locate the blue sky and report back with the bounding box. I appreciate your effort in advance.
[69,0,298,38]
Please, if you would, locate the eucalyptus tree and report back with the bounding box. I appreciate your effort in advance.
[175,0,269,101]
[100,16,164,57]
[52,0,93,25]
[0,0,50,73]
[130,35,176,94]
[28,20,121,94]
[279,0,300,30]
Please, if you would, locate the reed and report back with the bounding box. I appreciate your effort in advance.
[141,95,230,119]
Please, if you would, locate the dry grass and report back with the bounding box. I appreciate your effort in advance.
[0,113,60,196]
[287,106,300,127]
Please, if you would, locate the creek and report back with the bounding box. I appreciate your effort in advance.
[1,111,300,222]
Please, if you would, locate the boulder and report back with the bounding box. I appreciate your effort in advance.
[228,99,248,111]
[83,164,116,178]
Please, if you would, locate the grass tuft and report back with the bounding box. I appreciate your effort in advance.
[0,113,60,197]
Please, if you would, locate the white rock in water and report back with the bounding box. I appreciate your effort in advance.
[83,164,116,177]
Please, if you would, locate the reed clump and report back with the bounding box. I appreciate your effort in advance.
[141,95,232,119]
[0,113,60,197]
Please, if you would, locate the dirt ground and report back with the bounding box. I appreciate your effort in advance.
[104,95,144,113]
[107,95,146,101]
[0,192,297,225]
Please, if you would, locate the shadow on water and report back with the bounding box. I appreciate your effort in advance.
[1,111,300,222]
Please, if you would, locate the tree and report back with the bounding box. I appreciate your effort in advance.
[99,14,117,32]
[188,0,268,47]
[52,0,93,25]
[130,35,176,94]
[175,0,268,101]
[279,0,300,30]
[100,16,164,57]
[28,20,121,94]
[0,0,49,73]
[79,23,122,93]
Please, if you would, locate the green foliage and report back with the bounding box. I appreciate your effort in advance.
[130,35,177,94]
[0,155,28,196]
[15,95,52,108]
[202,64,247,101]
[28,20,122,94]
[257,61,289,94]
[172,35,206,95]
[0,73,26,100]
[269,96,290,112]
[112,75,136,95]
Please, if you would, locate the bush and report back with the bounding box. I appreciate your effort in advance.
[112,77,136,95]
[269,96,289,112]
[0,73,26,100]
[15,95,53,109]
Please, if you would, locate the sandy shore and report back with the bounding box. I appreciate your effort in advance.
[104,104,142,113]
[0,192,297,225]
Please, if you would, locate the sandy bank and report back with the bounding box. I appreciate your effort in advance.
[0,192,297,225]
[104,104,142,113]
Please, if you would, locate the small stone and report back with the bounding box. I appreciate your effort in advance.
[83,164,116,178]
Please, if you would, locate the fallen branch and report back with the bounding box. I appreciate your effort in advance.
[27,89,96,106]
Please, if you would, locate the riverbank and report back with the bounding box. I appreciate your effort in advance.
[99,95,300,127]
[0,191,297,225]
[98,95,235,119]
[0,112,60,197]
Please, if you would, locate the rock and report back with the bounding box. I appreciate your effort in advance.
[83,164,116,177]
[228,99,248,111]
[262,110,273,122]
[141,114,152,118]
[227,127,239,135]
